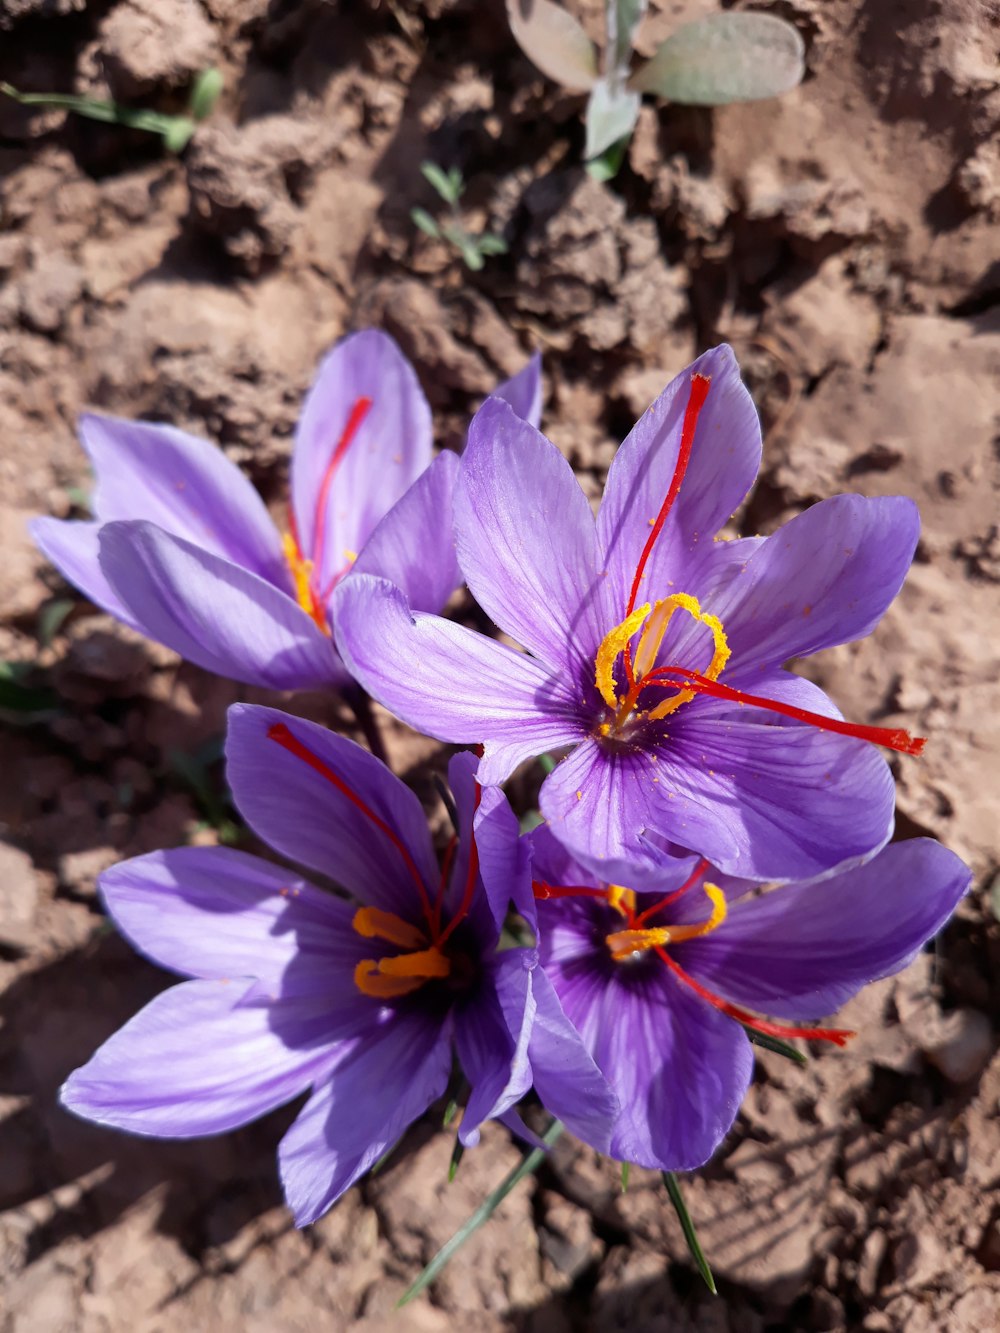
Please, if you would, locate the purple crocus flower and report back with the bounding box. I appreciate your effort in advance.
[334,345,924,881]
[32,331,541,692]
[527,826,970,1172]
[60,704,612,1224]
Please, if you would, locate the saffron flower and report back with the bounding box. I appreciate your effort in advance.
[60,705,612,1224]
[32,331,541,692]
[335,345,924,880]
[528,826,970,1171]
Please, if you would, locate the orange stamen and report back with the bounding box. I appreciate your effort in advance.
[624,373,711,686]
[644,667,926,756]
[354,947,451,1000]
[654,945,854,1046]
[353,906,427,951]
[267,722,435,923]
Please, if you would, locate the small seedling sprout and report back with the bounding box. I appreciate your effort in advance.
[0,66,223,153]
[506,1,805,178]
[411,161,509,272]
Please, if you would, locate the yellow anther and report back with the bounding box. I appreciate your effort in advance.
[604,884,727,963]
[282,533,329,634]
[595,603,650,709]
[663,884,727,942]
[607,885,637,917]
[352,906,427,951]
[354,946,451,999]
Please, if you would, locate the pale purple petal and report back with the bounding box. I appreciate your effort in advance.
[98,520,342,690]
[334,576,585,775]
[80,413,288,587]
[712,494,920,675]
[542,708,895,880]
[493,352,543,428]
[679,839,971,1016]
[30,517,140,629]
[456,951,535,1148]
[598,345,762,608]
[278,1009,451,1225]
[291,330,432,595]
[349,451,460,615]
[61,979,334,1138]
[456,397,610,672]
[528,967,618,1153]
[99,847,357,995]
[225,704,439,918]
[528,822,703,911]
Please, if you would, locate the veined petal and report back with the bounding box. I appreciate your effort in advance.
[61,979,333,1138]
[456,396,611,672]
[278,1009,451,1225]
[98,520,343,690]
[291,330,433,595]
[30,517,140,629]
[493,352,543,429]
[99,847,357,994]
[334,575,585,771]
[456,951,536,1148]
[225,704,439,918]
[598,345,761,609]
[712,494,920,675]
[350,451,460,615]
[678,839,971,1016]
[528,968,618,1154]
[80,413,288,588]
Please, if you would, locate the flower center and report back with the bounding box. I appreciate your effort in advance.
[595,592,730,733]
[266,721,483,1004]
[591,371,925,758]
[605,882,727,961]
[283,394,373,635]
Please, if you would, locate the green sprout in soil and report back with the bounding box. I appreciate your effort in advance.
[0,67,223,153]
[411,161,509,272]
[507,0,805,179]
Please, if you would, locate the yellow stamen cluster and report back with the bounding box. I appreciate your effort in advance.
[605,884,727,961]
[352,906,451,999]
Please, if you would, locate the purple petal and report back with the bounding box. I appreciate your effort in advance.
[456,397,610,672]
[528,822,704,910]
[334,576,585,781]
[61,979,332,1137]
[350,451,460,614]
[30,517,140,628]
[278,1009,451,1225]
[713,494,920,676]
[597,346,762,608]
[456,951,536,1147]
[99,846,359,996]
[493,352,543,428]
[291,330,433,596]
[679,839,971,1017]
[542,916,752,1170]
[98,520,342,690]
[463,754,533,933]
[225,704,439,919]
[528,967,618,1153]
[80,413,288,587]
[542,707,895,880]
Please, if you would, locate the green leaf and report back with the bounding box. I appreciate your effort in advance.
[476,233,508,256]
[411,207,442,239]
[630,13,805,105]
[0,80,195,145]
[447,166,465,200]
[585,77,640,160]
[537,753,557,775]
[661,1171,717,1295]
[620,1160,630,1192]
[506,0,599,93]
[448,1138,465,1182]
[36,597,74,648]
[421,160,461,205]
[398,1119,565,1306]
[442,225,485,271]
[0,662,59,715]
[585,132,630,182]
[162,117,196,154]
[188,67,223,121]
[611,0,648,76]
[742,1024,808,1066]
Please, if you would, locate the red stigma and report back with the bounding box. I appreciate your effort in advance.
[311,395,373,578]
[436,780,483,948]
[632,857,710,927]
[266,721,434,923]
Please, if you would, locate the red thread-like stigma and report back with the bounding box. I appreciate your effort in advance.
[311,395,373,578]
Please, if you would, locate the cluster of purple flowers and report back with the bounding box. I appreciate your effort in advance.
[40,331,970,1224]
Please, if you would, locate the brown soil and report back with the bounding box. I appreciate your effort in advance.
[2,1,999,1329]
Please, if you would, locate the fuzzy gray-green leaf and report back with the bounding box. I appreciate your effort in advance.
[631,12,805,106]
[506,0,599,93]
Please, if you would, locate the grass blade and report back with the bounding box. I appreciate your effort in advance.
[398,1119,564,1306]
[661,1171,716,1295]
[741,1025,808,1065]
